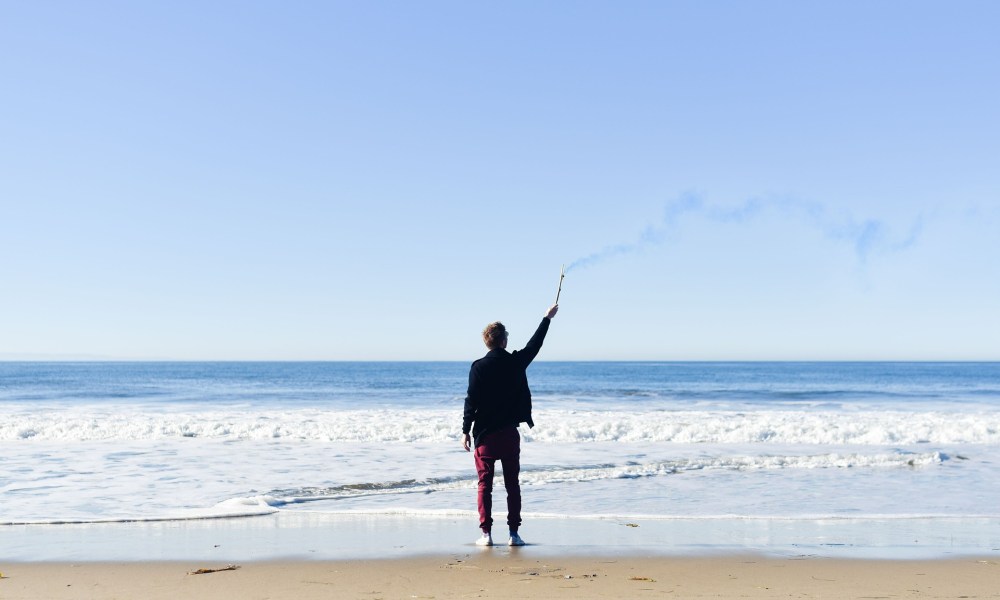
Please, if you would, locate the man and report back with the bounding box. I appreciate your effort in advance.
[462,303,559,547]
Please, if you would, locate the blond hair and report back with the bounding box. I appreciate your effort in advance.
[482,321,507,349]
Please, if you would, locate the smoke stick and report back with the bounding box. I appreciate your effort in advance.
[555,265,565,304]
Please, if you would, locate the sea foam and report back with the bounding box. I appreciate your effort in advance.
[3,406,999,445]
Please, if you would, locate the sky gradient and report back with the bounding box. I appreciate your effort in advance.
[2,1,998,361]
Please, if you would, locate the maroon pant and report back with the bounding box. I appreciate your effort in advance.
[474,427,521,533]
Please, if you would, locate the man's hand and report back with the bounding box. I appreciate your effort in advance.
[545,304,559,319]
[462,433,471,452]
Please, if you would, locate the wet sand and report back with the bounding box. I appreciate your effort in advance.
[2,554,998,599]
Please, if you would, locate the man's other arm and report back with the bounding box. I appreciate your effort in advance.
[461,362,480,451]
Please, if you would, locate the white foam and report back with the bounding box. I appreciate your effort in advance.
[3,405,999,445]
[2,499,277,526]
[226,450,944,512]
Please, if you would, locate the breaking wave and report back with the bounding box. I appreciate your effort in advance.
[3,407,999,445]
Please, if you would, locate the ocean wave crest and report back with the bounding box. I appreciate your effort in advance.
[2,407,998,445]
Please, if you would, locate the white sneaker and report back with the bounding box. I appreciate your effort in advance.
[475,533,493,546]
[508,532,525,546]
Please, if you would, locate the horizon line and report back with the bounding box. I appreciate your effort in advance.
[1,358,998,364]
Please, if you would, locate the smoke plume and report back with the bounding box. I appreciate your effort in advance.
[565,193,922,273]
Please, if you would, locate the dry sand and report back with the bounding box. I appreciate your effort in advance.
[2,554,998,599]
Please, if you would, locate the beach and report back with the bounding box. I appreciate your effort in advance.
[7,0,999,595]
[3,555,999,600]
[3,513,999,598]
[3,362,1000,597]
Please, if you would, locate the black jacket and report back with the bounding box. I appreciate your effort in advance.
[462,317,551,448]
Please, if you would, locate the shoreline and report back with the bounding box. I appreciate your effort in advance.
[2,554,998,600]
[3,511,999,563]
[6,465,999,598]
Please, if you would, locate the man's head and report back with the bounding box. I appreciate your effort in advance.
[482,321,508,349]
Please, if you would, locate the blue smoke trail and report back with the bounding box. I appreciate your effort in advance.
[565,194,923,273]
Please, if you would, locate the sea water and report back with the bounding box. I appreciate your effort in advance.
[2,362,999,555]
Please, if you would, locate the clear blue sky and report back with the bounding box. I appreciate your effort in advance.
[1,1,997,361]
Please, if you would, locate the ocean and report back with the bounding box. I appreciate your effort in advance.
[2,361,998,534]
